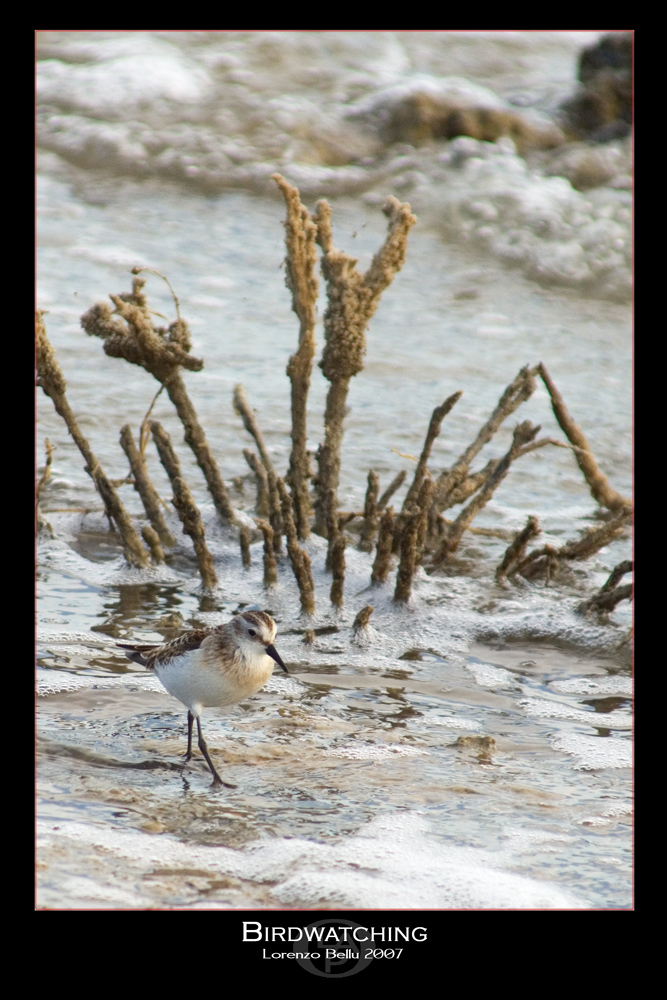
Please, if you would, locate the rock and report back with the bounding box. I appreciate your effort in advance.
[561,32,633,141]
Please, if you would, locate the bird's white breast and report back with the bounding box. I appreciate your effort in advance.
[155,643,276,712]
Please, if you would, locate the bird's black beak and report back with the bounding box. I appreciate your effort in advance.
[266,644,288,673]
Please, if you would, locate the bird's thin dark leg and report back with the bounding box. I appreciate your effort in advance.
[195,716,236,788]
[185,711,194,761]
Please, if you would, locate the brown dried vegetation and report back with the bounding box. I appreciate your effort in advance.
[37,178,631,616]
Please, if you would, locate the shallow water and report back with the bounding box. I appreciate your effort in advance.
[36,31,632,911]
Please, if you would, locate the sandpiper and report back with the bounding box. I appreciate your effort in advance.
[117,609,287,787]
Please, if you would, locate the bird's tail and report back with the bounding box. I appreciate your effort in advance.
[116,642,159,668]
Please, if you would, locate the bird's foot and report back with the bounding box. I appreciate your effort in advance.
[211,774,237,789]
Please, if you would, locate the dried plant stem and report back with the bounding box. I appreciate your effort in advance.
[586,583,633,612]
[139,384,166,454]
[496,515,541,582]
[353,605,374,631]
[313,195,416,534]
[266,469,284,556]
[323,487,340,571]
[330,533,347,608]
[243,449,270,519]
[239,525,251,568]
[36,438,53,505]
[435,421,541,563]
[415,476,435,556]
[36,313,150,569]
[255,519,278,588]
[233,384,274,475]
[359,470,380,552]
[538,363,631,513]
[394,476,436,602]
[394,506,421,602]
[600,559,633,592]
[337,511,362,528]
[435,365,536,510]
[448,434,597,514]
[314,378,348,538]
[403,392,462,512]
[81,276,235,524]
[141,525,165,564]
[234,384,282,549]
[272,174,319,539]
[120,424,176,548]
[554,511,630,560]
[378,470,406,511]
[150,421,217,589]
[371,507,395,584]
[168,383,235,523]
[444,462,497,507]
[518,512,630,581]
[579,560,633,614]
[277,478,315,614]
[397,392,460,555]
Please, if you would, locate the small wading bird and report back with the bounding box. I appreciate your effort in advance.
[117,610,287,787]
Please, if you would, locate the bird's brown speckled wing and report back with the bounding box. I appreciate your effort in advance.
[117,629,212,669]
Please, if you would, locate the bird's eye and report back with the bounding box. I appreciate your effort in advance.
[248,628,257,636]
